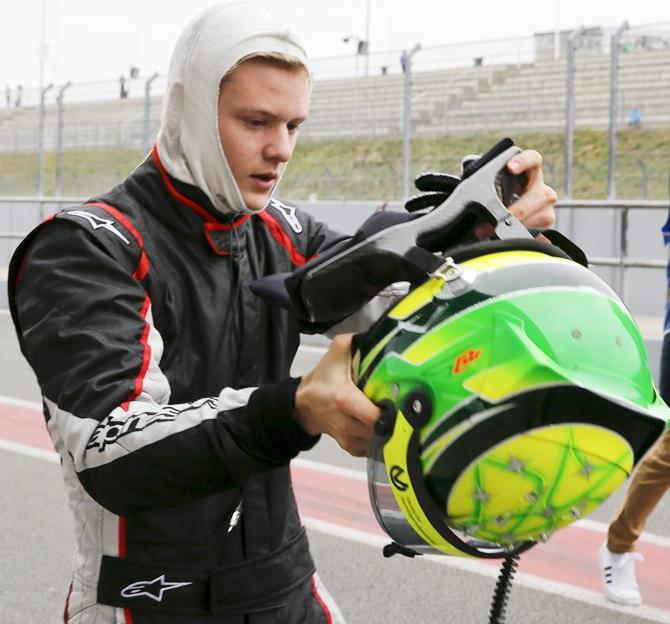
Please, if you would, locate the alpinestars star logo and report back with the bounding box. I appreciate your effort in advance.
[67,210,130,244]
[269,199,303,233]
[121,575,192,602]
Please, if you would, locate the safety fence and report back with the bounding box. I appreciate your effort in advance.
[0,197,666,318]
[2,22,670,200]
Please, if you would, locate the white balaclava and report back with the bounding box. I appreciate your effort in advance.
[156,2,308,215]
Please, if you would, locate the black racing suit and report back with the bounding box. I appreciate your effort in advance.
[8,147,347,624]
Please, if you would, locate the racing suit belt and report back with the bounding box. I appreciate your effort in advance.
[97,527,315,615]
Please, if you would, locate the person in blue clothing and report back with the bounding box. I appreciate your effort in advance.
[628,104,642,128]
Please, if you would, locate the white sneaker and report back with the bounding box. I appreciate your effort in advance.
[598,542,643,605]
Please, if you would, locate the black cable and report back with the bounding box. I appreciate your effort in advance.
[488,555,520,624]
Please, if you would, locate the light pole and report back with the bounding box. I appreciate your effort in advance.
[36,82,53,196]
[564,25,586,200]
[365,0,371,77]
[38,0,48,94]
[608,21,629,200]
[553,0,560,60]
[343,35,367,137]
[36,0,50,196]
[55,81,72,196]
[142,72,159,153]
[401,43,421,199]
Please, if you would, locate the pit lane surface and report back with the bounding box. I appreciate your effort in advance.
[0,313,669,624]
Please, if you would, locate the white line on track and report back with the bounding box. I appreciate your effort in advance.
[303,517,670,623]
[0,394,42,410]
[293,457,367,481]
[0,438,58,463]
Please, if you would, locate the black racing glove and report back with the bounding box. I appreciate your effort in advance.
[404,154,481,213]
[403,138,531,250]
[404,142,587,265]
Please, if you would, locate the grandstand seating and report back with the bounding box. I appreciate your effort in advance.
[1,46,669,152]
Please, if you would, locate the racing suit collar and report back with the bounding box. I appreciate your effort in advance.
[126,150,252,256]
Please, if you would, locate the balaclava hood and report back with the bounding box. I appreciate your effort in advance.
[156,1,308,215]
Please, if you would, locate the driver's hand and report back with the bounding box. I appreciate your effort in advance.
[506,150,557,229]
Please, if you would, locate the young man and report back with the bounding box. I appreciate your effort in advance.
[8,3,556,623]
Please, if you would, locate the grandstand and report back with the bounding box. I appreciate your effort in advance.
[1,27,670,152]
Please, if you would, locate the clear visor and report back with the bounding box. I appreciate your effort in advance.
[366,438,440,555]
[367,436,529,558]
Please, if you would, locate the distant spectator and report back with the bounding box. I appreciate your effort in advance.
[119,75,128,99]
[628,105,642,128]
[5,85,10,108]
[14,85,22,107]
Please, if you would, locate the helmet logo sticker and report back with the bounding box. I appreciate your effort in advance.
[453,348,482,374]
[389,465,409,491]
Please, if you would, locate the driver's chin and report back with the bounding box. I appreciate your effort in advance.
[242,190,271,212]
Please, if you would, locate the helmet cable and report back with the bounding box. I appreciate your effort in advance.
[488,555,520,624]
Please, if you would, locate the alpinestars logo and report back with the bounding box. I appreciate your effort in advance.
[121,575,192,602]
[86,398,218,452]
[270,199,303,233]
[67,210,130,244]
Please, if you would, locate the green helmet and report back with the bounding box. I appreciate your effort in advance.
[358,243,667,559]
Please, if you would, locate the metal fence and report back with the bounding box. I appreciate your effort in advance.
[0,196,666,318]
[2,21,670,199]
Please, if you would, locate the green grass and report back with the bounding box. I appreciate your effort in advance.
[1,128,668,201]
[282,128,670,201]
[0,149,143,197]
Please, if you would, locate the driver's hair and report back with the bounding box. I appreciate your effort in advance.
[220,51,308,86]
